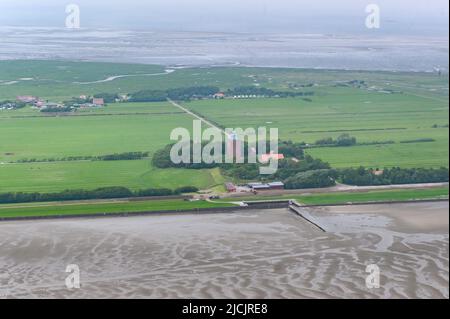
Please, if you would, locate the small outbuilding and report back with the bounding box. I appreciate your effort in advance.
[225,182,237,192]
[268,181,285,190]
[252,184,271,191]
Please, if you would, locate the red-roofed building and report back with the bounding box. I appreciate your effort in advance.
[92,98,104,106]
[259,152,285,163]
[214,92,225,99]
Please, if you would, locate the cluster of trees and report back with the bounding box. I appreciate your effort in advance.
[153,140,307,172]
[283,165,449,189]
[284,169,338,189]
[278,140,305,159]
[339,167,449,186]
[153,140,272,170]
[0,186,199,204]
[167,86,219,100]
[130,90,168,102]
[129,85,315,103]
[15,152,149,163]
[270,155,330,180]
[152,140,328,182]
[221,156,330,181]
[315,134,357,147]
[226,86,314,97]
[151,141,449,191]
[152,142,222,169]
[0,100,26,109]
[130,86,220,102]
[221,163,260,180]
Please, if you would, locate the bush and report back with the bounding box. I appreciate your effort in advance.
[130,86,220,102]
[284,169,338,189]
[136,188,174,197]
[336,134,357,146]
[315,137,334,145]
[174,186,199,194]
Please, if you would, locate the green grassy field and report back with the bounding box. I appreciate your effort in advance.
[297,187,449,205]
[222,187,449,205]
[0,198,234,219]
[185,88,449,168]
[0,102,188,162]
[0,161,222,193]
[0,60,448,194]
[1,60,448,101]
[0,101,222,193]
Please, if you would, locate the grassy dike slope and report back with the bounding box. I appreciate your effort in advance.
[0,187,447,220]
[0,199,235,219]
[297,187,449,205]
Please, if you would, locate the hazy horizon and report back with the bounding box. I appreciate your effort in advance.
[0,0,448,36]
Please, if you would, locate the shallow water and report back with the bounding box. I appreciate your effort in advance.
[0,202,448,299]
[0,28,448,71]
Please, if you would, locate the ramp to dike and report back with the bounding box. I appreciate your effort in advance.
[288,205,326,232]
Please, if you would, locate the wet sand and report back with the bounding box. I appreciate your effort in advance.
[0,202,448,299]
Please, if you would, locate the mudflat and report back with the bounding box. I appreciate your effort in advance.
[0,202,448,299]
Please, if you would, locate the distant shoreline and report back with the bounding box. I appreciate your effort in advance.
[1,58,447,74]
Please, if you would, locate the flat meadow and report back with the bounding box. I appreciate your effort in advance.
[185,87,449,168]
[0,60,448,193]
[0,101,223,193]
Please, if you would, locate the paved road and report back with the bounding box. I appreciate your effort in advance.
[167,98,229,137]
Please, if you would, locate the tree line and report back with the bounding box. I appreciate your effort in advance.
[315,134,357,147]
[128,85,315,102]
[130,86,220,102]
[339,167,449,186]
[0,186,199,204]
[15,152,150,163]
[226,86,314,98]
